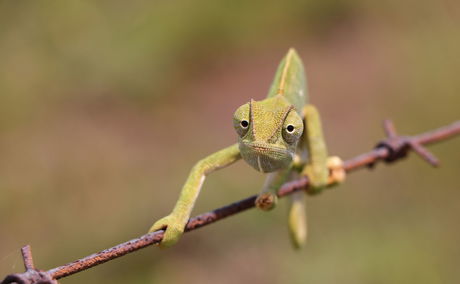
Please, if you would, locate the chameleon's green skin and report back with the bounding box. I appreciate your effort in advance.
[150,48,333,248]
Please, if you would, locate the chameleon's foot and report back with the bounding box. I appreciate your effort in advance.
[302,164,328,194]
[303,156,346,194]
[148,214,186,249]
[327,156,346,186]
[255,192,278,211]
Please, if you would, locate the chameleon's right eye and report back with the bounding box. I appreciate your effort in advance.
[233,103,250,137]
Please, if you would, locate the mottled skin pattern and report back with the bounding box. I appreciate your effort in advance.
[149,49,345,249]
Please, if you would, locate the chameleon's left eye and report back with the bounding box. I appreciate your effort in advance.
[233,103,250,137]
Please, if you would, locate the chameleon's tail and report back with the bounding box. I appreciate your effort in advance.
[288,190,307,249]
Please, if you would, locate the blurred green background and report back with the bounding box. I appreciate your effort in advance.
[0,0,459,283]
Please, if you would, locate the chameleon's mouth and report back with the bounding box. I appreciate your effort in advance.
[239,142,292,173]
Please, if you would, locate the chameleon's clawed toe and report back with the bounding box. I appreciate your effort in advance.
[255,193,278,211]
[327,156,346,185]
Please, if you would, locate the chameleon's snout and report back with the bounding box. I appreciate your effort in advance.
[239,141,292,173]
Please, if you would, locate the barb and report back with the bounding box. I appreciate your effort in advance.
[21,246,35,271]
[2,246,57,284]
[2,120,459,284]
[376,119,443,167]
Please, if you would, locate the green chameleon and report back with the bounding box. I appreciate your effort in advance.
[149,48,345,249]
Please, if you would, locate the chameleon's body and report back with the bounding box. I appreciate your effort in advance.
[150,48,345,248]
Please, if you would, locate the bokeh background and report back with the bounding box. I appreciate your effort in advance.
[1,1,459,283]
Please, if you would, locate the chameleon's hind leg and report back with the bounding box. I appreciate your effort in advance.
[255,167,291,211]
[301,104,345,193]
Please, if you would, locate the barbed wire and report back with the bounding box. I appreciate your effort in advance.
[2,119,459,284]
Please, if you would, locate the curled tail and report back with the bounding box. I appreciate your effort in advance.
[288,190,308,249]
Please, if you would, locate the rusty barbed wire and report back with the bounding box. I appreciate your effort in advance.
[2,119,459,284]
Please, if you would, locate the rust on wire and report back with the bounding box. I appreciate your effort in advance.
[1,119,459,284]
[49,230,165,279]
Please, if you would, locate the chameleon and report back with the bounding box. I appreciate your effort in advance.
[149,48,345,249]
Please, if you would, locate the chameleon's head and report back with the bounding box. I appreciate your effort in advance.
[233,95,304,173]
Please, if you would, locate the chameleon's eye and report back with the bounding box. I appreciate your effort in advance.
[233,103,250,137]
[282,111,303,144]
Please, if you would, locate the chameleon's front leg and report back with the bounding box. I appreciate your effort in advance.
[149,144,241,248]
[302,104,345,193]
